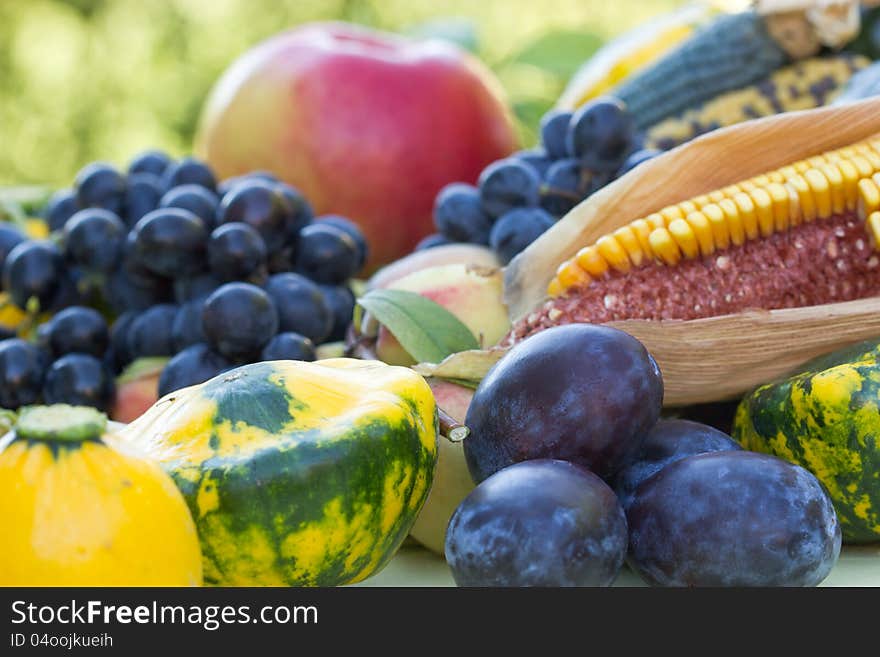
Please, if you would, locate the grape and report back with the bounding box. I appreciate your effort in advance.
[43,353,115,412]
[433,183,492,245]
[45,306,109,359]
[207,223,268,282]
[627,451,842,587]
[478,159,541,218]
[217,171,278,198]
[488,207,554,265]
[75,162,126,215]
[63,208,126,272]
[126,304,179,358]
[104,265,171,313]
[294,224,359,284]
[445,459,627,587]
[159,156,216,193]
[130,207,208,278]
[172,297,208,351]
[540,109,573,159]
[2,241,64,310]
[540,158,585,217]
[0,224,25,273]
[173,272,222,303]
[128,150,172,178]
[415,233,453,250]
[566,98,636,173]
[464,324,663,483]
[202,282,279,360]
[158,343,232,397]
[264,273,333,344]
[217,180,293,253]
[317,283,356,342]
[317,215,367,271]
[617,148,661,177]
[123,172,163,227]
[105,311,137,374]
[612,419,741,511]
[42,189,81,231]
[0,339,47,409]
[276,183,314,242]
[512,148,552,178]
[160,184,219,230]
[261,332,316,362]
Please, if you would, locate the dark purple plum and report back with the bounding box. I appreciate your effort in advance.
[613,419,741,510]
[464,323,663,482]
[627,450,841,587]
[445,459,627,587]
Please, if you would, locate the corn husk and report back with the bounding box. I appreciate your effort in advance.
[430,98,880,406]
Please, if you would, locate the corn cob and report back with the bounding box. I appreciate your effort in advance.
[612,11,790,130]
[520,135,880,340]
[833,59,880,104]
[647,54,869,150]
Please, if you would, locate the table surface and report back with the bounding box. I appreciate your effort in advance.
[356,544,880,587]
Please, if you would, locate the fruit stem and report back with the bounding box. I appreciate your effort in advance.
[439,408,469,443]
[15,405,107,443]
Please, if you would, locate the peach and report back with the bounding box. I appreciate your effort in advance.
[367,243,500,290]
[111,358,167,424]
[195,22,517,272]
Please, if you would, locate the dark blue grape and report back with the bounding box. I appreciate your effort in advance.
[207,223,267,282]
[488,207,554,265]
[173,272,222,304]
[317,283,355,342]
[74,162,126,215]
[2,241,64,310]
[616,148,662,178]
[264,273,332,344]
[202,283,278,360]
[123,173,163,227]
[627,451,841,587]
[217,180,297,253]
[540,158,585,217]
[317,215,366,271]
[445,459,628,587]
[159,156,216,193]
[433,183,492,245]
[131,208,207,278]
[464,324,663,483]
[46,267,90,313]
[415,233,453,250]
[512,148,552,178]
[105,311,137,374]
[540,109,573,159]
[104,265,171,313]
[0,326,14,341]
[0,338,47,409]
[0,224,25,274]
[158,343,232,397]
[42,189,81,231]
[294,224,359,285]
[160,184,219,230]
[276,183,315,244]
[261,332,316,362]
[613,419,742,511]
[63,208,126,272]
[45,306,109,359]
[127,304,179,358]
[566,98,636,173]
[478,159,541,218]
[43,353,115,412]
[216,171,278,198]
[172,297,208,351]
[128,150,172,178]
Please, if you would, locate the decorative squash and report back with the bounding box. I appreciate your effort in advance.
[0,405,203,585]
[122,358,438,586]
[732,339,880,543]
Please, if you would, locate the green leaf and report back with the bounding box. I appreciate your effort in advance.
[509,29,604,78]
[407,18,479,53]
[358,288,479,364]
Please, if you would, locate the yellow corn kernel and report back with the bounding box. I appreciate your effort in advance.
[862,149,880,172]
[646,213,667,230]
[787,175,817,223]
[678,200,698,216]
[738,179,757,193]
[785,182,803,228]
[777,165,798,180]
[807,155,827,168]
[804,168,832,218]
[555,260,592,290]
[596,235,631,272]
[692,195,713,209]
[868,212,880,249]
[668,218,700,259]
[701,203,730,250]
[836,146,857,160]
[547,277,565,297]
[684,211,715,257]
[707,189,727,204]
[660,205,684,223]
[766,170,785,184]
[575,245,609,278]
[648,228,681,266]
[612,226,645,267]
[765,182,790,232]
[747,188,775,238]
[721,184,742,198]
[718,198,746,245]
[629,219,655,257]
[836,160,860,212]
[851,154,874,178]
[793,160,812,174]
[751,174,771,188]
[820,164,846,215]
[858,178,880,221]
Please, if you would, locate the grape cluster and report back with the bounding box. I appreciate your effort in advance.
[0,151,365,411]
[423,97,661,264]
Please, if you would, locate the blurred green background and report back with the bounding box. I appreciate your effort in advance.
[0,0,686,187]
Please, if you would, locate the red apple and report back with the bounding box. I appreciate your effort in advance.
[195,22,517,272]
